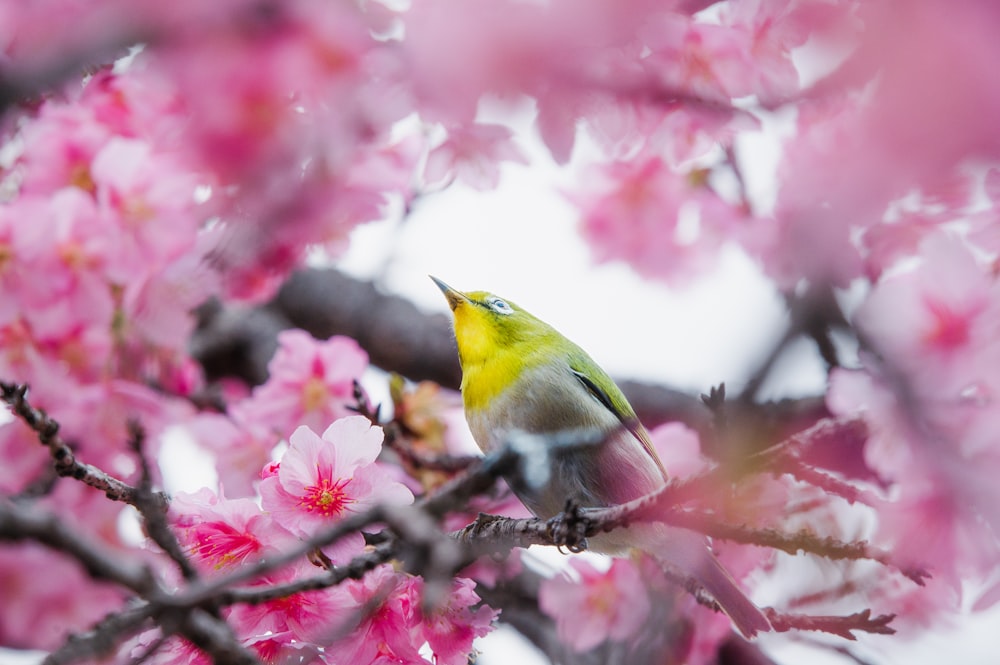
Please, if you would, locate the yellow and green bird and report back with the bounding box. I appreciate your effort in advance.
[432,276,770,638]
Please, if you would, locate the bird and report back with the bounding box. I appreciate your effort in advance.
[431,276,770,638]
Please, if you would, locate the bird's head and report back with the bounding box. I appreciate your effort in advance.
[430,276,554,369]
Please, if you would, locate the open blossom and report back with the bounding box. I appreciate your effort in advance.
[225,559,359,648]
[259,417,413,561]
[576,153,742,283]
[233,330,369,436]
[8,190,116,344]
[325,564,425,664]
[325,564,495,665]
[171,488,294,572]
[855,233,999,398]
[91,137,203,281]
[539,558,651,652]
[16,100,115,196]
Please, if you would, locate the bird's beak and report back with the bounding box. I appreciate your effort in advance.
[430,275,469,311]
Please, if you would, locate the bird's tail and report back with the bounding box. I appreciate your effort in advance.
[621,523,771,638]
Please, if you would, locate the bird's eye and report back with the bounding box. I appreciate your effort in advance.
[489,297,513,315]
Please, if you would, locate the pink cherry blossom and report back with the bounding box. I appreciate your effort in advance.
[259,417,413,560]
[171,488,293,572]
[16,101,115,196]
[719,0,840,102]
[226,559,360,647]
[831,236,1000,599]
[855,234,999,398]
[419,577,498,665]
[90,137,202,279]
[0,543,125,650]
[828,365,1000,605]
[121,251,218,353]
[233,330,369,436]
[424,123,528,191]
[575,152,743,283]
[325,564,426,664]
[640,12,756,104]
[538,557,651,652]
[11,190,116,344]
[184,413,276,498]
[245,632,321,665]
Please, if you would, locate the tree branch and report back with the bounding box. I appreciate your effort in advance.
[191,268,826,434]
[1,382,167,509]
[0,499,155,594]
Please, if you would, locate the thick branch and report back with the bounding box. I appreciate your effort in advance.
[192,268,812,432]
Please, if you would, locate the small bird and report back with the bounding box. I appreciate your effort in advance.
[432,276,770,638]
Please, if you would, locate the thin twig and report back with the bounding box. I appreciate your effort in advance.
[1,382,164,508]
[128,420,199,582]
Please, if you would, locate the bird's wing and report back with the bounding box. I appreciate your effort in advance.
[570,365,669,480]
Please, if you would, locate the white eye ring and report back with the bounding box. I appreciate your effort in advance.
[489,297,513,315]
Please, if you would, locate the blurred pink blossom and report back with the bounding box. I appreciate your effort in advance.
[233,330,369,436]
[0,543,125,650]
[576,153,742,283]
[424,123,527,191]
[419,577,498,665]
[539,558,651,651]
[185,413,276,498]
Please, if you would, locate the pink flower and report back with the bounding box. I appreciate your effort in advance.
[420,577,498,665]
[259,417,413,561]
[325,564,425,664]
[538,558,651,651]
[828,365,1000,608]
[855,234,999,398]
[424,123,528,191]
[91,137,202,280]
[233,330,369,436]
[226,560,359,646]
[185,413,277,498]
[12,190,116,344]
[246,632,321,665]
[171,488,293,572]
[641,13,756,103]
[16,101,113,196]
[719,0,837,102]
[121,250,217,352]
[575,153,742,283]
[0,543,125,650]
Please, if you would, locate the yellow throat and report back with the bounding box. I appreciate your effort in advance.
[431,277,558,413]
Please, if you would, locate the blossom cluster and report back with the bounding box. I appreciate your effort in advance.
[2,0,1000,662]
[165,416,494,665]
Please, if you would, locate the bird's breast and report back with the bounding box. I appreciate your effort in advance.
[463,362,664,518]
[465,362,618,451]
